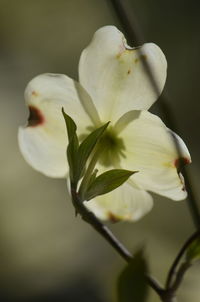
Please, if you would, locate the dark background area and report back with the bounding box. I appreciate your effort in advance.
[0,0,200,301]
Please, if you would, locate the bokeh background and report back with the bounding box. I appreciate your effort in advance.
[0,0,200,301]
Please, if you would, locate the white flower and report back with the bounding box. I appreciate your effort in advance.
[18,26,191,222]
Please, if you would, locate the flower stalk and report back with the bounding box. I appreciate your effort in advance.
[78,147,103,200]
[71,182,132,262]
[70,180,165,297]
[166,230,200,289]
[70,178,200,302]
[66,113,199,301]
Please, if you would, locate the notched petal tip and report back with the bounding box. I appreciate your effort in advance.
[46,73,64,78]
[27,105,45,127]
[107,212,121,223]
[174,157,191,193]
[31,90,39,97]
[179,173,186,192]
[174,157,191,173]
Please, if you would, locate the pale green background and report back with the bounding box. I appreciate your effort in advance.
[0,0,200,301]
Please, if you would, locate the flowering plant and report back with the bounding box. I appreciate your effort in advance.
[19,26,200,302]
[19,26,190,222]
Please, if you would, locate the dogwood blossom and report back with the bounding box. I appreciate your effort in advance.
[18,26,191,222]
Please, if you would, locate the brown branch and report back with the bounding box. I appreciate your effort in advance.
[166,230,200,289]
[70,184,164,297]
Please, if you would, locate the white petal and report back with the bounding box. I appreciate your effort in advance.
[18,73,99,177]
[116,110,191,200]
[84,182,153,222]
[79,26,167,122]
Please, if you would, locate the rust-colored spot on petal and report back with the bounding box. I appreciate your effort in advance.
[108,212,120,223]
[116,53,122,59]
[31,90,39,97]
[174,157,191,173]
[134,55,147,63]
[28,106,45,127]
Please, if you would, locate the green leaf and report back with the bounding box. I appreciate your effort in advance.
[62,108,77,140]
[76,122,109,181]
[87,168,98,188]
[62,109,79,183]
[85,169,136,201]
[117,250,148,302]
[186,237,200,263]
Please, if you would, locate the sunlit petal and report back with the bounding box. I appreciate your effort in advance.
[79,25,167,122]
[18,73,98,177]
[116,110,191,200]
[84,182,153,222]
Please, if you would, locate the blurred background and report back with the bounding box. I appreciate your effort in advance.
[0,0,200,301]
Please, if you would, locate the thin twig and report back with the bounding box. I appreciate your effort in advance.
[146,274,164,296]
[166,230,200,289]
[108,0,200,228]
[70,184,164,296]
[71,185,132,262]
[170,262,191,293]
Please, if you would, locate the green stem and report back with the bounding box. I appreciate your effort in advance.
[170,262,191,293]
[166,230,200,289]
[78,147,102,199]
[72,185,132,262]
[70,184,164,296]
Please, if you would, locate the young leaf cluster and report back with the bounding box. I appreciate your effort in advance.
[62,109,135,200]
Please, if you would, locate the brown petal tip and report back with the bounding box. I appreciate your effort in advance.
[174,157,191,173]
[27,106,45,127]
[108,212,120,223]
